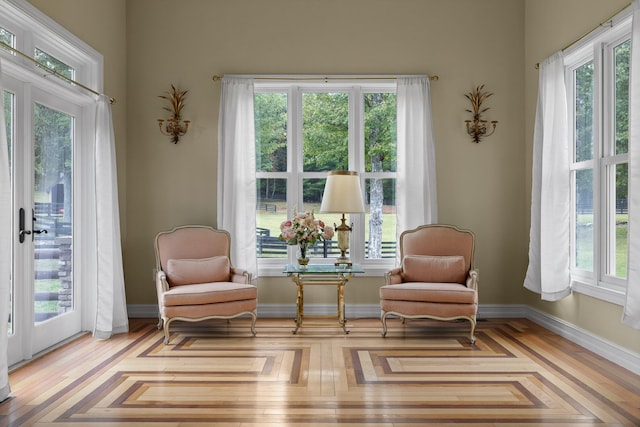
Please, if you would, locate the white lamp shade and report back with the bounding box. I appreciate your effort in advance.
[320,171,365,213]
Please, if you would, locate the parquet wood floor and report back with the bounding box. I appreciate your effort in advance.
[1,317,639,426]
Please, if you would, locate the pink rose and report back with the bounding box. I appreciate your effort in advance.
[284,230,296,241]
[323,226,334,239]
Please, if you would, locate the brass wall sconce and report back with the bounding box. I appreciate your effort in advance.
[464,84,498,143]
[158,84,190,143]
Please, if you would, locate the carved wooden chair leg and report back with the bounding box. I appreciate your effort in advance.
[381,311,389,337]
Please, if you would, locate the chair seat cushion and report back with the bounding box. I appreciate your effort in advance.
[401,255,467,283]
[380,300,477,318]
[163,299,257,319]
[380,282,477,304]
[163,282,257,307]
[165,256,230,286]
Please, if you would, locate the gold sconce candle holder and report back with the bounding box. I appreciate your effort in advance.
[464,84,497,143]
[158,84,190,144]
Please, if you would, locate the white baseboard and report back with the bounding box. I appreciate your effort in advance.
[126,303,640,375]
[524,306,640,375]
[256,303,381,319]
[127,303,530,320]
[477,304,528,318]
[127,304,159,319]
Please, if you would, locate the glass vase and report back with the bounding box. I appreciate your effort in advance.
[297,241,309,266]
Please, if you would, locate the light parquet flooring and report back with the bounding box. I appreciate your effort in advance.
[2,317,640,426]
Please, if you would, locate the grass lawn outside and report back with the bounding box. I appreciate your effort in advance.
[576,213,627,277]
[256,202,397,242]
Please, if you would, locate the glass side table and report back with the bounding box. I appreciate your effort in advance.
[283,263,364,334]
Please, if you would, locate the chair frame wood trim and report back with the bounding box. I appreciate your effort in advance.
[160,313,257,344]
[154,225,257,344]
[381,311,477,343]
[381,224,478,343]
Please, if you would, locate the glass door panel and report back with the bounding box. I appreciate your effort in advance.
[33,103,74,323]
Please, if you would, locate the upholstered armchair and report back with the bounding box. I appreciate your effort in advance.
[154,225,257,344]
[379,224,478,343]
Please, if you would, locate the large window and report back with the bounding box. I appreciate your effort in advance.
[566,15,631,301]
[255,82,397,270]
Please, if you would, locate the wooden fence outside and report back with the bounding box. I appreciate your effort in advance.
[256,228,396,258]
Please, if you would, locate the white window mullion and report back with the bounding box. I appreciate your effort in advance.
[593,44,604,288]
[350,87,365,262]
[289,87,302,262]
[349,87,360,171]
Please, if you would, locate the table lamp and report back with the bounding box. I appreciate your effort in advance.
[320,171,365,266]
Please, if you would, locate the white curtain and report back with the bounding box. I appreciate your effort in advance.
[623,0,640,329]
[93,95,128,338]
[0,61,12,402]
[396,76,438,240]
[524,51,572,301]
[217,77,258,278]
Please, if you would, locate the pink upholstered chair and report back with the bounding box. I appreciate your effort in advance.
[154,225,257,344]
[379,224,478,343]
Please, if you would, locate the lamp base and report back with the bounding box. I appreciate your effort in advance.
[334,257,352,267]
[334,215,352,267]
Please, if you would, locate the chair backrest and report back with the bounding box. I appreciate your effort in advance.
[400,224,475,273]
[155,225,231,272]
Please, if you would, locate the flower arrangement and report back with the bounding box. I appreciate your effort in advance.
[279,210,334,260]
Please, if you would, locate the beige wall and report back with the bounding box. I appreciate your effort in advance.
[524,0,640,354]
[123,0,528,308]
[26,0,639,354]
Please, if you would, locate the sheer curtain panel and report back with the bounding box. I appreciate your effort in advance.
[217,77,257,278]
[93,95,128,338]
[523,51,571,301]
[396,76,438,240]
[0,61,12,401]
[623,0,640,329]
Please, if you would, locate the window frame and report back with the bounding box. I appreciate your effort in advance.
[255,80,398,277]
[565,13,632,305]
[0,0,103,95]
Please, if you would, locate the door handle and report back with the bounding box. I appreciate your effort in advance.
[31,208,47,239]
[18,207,31,243]
[18,208,48,243]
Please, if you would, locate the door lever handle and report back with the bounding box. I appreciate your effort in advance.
[18,207,49,243]
[30,208,47,241]
[19,228,32,242]
[18,207,30,243]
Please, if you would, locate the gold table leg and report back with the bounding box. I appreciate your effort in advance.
[337,280,349,334]
[288,272,351,334]
[292,277,303,334]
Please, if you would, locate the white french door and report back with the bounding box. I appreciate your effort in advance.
[5,79,82,365]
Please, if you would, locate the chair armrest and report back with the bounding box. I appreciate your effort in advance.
[231,267,252,284]
[466,269,479,290]
[385,267,403,285]
[155,269,169,292]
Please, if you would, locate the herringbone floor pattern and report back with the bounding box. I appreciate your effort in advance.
[2,317,639,426]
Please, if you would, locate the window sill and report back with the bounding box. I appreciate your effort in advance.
[570,280,626,306]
